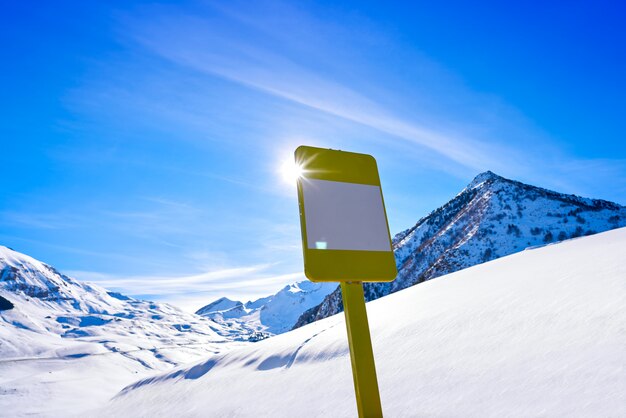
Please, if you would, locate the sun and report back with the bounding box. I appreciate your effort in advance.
[279,159,303,184]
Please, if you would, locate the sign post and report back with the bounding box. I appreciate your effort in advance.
[294,146,397,418]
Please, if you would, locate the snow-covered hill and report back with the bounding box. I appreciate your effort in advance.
[195,281,336,337]
[101,227,626,417]
[295,171,626,328]
[0,246,246,416]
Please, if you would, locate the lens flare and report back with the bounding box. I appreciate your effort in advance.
[280,159,303,184]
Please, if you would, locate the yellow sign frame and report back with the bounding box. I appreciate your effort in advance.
[295,145,397,283]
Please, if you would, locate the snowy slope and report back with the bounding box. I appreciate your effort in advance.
[0,246,246,416]
[295,171,626,327]
[102,228,626,417]
[195,280,336,336]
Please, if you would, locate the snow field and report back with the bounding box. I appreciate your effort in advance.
[102,227,626,417]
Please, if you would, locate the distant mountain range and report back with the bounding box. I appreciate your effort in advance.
[0,245,246,364]
[293,170,626,328]
[195,281,336,337]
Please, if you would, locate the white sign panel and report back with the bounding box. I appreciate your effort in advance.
[301,178,392,252]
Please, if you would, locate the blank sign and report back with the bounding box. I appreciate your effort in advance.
[301,178,392,251]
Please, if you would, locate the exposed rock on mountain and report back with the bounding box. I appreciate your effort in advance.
[0,295,13,311]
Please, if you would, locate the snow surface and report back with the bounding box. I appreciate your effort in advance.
[102,228,626,417]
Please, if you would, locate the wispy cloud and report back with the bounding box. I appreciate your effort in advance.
[68,265,304,312]
[57,1,624,204]
[0,211,81,230]
[0,235,153,266]
[124,6,522,175]
[116,2,626,203]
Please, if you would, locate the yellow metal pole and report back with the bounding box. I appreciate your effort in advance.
[341,281,383,418]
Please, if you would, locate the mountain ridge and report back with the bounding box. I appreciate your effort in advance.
[293,170,626,328]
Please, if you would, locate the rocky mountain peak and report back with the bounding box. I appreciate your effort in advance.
[467,170,504,189]
[195,297,242,316]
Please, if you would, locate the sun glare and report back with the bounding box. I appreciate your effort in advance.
[280,159,303,184]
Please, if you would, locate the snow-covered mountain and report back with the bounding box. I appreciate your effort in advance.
[0,246,246,416]
[295,171,626,328]
[0,245,242,358]
[196,281,336,336]
[101,227,626,417]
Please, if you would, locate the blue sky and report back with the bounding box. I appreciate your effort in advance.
[2,0,625,311]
